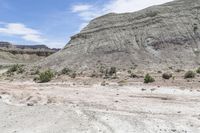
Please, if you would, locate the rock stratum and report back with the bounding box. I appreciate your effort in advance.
[39,0,200,71]
[0,42,59,64]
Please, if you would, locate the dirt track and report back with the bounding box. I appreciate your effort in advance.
[0,81,200,133]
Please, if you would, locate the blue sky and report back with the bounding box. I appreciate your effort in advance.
[0,0,173,48]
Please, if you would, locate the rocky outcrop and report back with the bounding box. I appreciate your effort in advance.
[39,0,200,71]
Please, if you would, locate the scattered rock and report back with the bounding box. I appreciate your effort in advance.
[27,103,34,106]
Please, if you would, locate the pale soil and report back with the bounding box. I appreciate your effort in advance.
[0,80,200,133]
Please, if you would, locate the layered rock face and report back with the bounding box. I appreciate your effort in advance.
[0,42,59,64]
[40,0,200,71]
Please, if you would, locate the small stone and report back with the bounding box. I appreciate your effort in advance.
[27,103,34,106]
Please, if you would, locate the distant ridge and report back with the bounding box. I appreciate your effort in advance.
[0,41,60,64]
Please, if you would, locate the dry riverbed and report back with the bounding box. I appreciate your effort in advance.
[0,81,200,133]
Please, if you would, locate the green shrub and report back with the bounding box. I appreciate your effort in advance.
[144,74,155,83]
[17,67,25,74]
[109,67,117,76]
[105,67,117,76]
[196,67,200,74]
[61,67,72,75]
[7,64,25,74]
[162,73,172,79]
[127,70,132,74]
[184,71,195,79]
[38,70,54,83]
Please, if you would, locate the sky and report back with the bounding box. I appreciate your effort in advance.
[0,0,173,48]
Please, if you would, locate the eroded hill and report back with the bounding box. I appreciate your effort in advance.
[37,0,200,72]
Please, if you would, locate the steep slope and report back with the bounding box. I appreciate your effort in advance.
[39,0,200,71]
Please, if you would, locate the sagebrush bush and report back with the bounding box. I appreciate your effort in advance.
[162,73,172,79]
[144,74,155,83]
[61,67,72,75]
[105,67,117,77]
[196,67,200,74]
[184,71,195,79]
[7,64,25,75]
[38,70,54,83]
[109,67,117,76]
[127,70,132,74]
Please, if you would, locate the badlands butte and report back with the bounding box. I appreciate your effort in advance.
[1,0,200,133]
[37,0,200,72]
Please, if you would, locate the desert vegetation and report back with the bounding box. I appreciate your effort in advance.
[184,71,195,79]
[34,70,54,83]
[196,67,200,74]
[6,64,25,75]
[61,67,72,75]
[162,73,172,79]
[144,74,155,83]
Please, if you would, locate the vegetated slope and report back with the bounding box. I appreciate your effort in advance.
[38,0,200,72]
[0,42,59,65]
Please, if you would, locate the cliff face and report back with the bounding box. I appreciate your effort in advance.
[40,0,200,71]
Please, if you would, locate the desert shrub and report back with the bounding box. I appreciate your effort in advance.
[184,71,195,79]
[196,67,200,74]
[162,73,172,79]
[105,67,117,76]
[61,67,72,75]
[109,67,117,76]
[7,64,25,74]
[193,23,198,32]
[0,65,3,69]
[7,64,19,73]
[17,67,25,74]
[127,70,132,74]
[38,70,54,83]
[144,74,155,83]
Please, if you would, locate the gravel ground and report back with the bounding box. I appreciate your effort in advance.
[0,81,200,133]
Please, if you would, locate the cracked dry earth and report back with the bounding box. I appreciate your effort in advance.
[0,82,200,133]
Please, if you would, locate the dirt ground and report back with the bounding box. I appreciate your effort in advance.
[0,79,200,133]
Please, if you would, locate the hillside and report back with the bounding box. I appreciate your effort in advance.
[38,0,200,72]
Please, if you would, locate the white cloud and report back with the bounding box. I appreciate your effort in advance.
[72,0,173,31]
[72,4,92,13]
[22,34,46,43]
[104,0,173,13]
[0,23,45,43]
